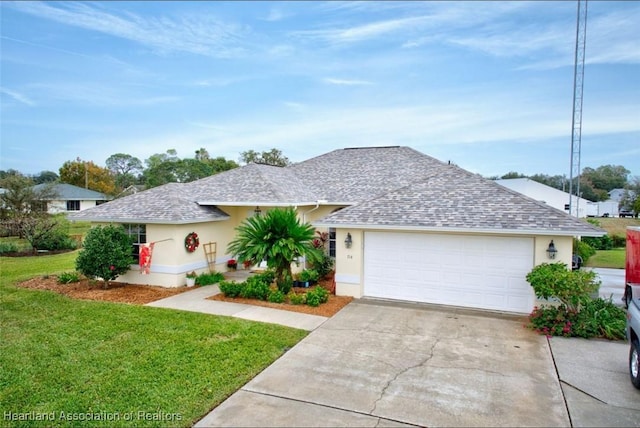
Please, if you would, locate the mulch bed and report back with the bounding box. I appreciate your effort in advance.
[209,292,353,318]
[17,276,192,305]
[17,276,353,317]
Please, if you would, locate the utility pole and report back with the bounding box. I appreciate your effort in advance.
[568,0,588,217]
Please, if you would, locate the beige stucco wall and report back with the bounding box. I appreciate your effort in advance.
[91,204,346,288]
[95,219,238,288]
[334,228,576,299]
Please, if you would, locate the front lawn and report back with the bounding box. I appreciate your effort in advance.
[585,248,626,269]
[0,253,307,427]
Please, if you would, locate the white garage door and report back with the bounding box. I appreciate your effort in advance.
[364,232,535,313]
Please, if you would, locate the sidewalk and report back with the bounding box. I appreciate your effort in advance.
[145,285,328,331]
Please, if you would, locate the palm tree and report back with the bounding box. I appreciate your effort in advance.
[227,207,321,291]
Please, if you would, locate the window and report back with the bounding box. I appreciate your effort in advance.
[66,200,80,211]
[123,224,146,263]
[329,228,336,258]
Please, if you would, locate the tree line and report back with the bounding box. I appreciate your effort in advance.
[492,164,639,211]
[0,148,290,198]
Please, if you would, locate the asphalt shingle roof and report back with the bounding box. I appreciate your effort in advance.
[190,163,317,204]
[34,183,109,200]
[70,183,229,224]
[69,146,605,236]
[314,165,604,236]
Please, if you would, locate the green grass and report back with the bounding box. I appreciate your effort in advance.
[583,218,638,269]
[0,253,307,427]
[585,248,626,269]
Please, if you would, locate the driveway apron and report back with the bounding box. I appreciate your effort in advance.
[197,300,569,427]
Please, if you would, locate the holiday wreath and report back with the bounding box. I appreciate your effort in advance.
[184,232,200,253]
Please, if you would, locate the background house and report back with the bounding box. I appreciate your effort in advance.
[495,178,595,218]
[34,183,110,214]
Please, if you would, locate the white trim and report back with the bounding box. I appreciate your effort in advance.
[130,261,209,274]
[70,217,229,225]
[198,201,319,207]
[312,222,605,237]
[335,273,360,284]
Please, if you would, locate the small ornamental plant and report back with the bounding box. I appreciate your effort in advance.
[184,232,199,253]
[76,225,134,289]
[186,271,197,279]
[227,259,237,269]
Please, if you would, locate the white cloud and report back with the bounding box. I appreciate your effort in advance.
[26,82,179,107]
[0,87,35,106]
[8,2,250,58]
[323,78,374,86]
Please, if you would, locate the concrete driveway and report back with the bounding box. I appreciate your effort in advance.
[197,300,569,427]
[550,337,640,427]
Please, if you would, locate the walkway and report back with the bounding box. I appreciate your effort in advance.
[145,283,328,331]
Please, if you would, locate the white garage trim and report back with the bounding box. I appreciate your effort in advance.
[363,232,535,313]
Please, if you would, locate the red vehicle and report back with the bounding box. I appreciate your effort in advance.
[625,227,640,389]
[624,227,640,308]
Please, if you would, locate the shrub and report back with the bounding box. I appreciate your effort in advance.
[75,225,134,288]
[196,271,224,286]
[574,298,626,340]
[32,227,77,251]
[241,276,271,300]
[583,235,613,251]
[0,241,18,254]
[298,269,319,283]
[219,280,244,298]
[267,289,285,303]
[255,269,276,285]
[529,305,574,337]
[526,263,599,312]
[57,271,81,284]
[610,234,626,248]
[528,298,626,340]
[312,252,335,279]
[288,291,305,305]
[305,286,329,307]
[573,238,596,264]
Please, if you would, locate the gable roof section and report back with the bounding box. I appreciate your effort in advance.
[315,166,605,237]
[69,183,229,224]
[34,183,109,200]
[290,146,449,203]
[191,163,317,205]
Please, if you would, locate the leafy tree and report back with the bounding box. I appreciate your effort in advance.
[227,207,321,292]
[32,170,59,184]
[500,171,526,179]
[621,176,640,214]
[578,176,609,202]
[207,156,238,173]
[76,225,134,289]
[105,153,143,191]
[581,165,629,192]
[530,174,568,192]
[240,148,290,166]
[59,158,116,196]
[141,149,181,188]
[0,174,57,221]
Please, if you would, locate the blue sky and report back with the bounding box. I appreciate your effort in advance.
[1,1,639,178]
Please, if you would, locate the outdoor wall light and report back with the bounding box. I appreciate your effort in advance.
[344,233,353,249]
[546,240,558,259]
[254,206,262,216]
